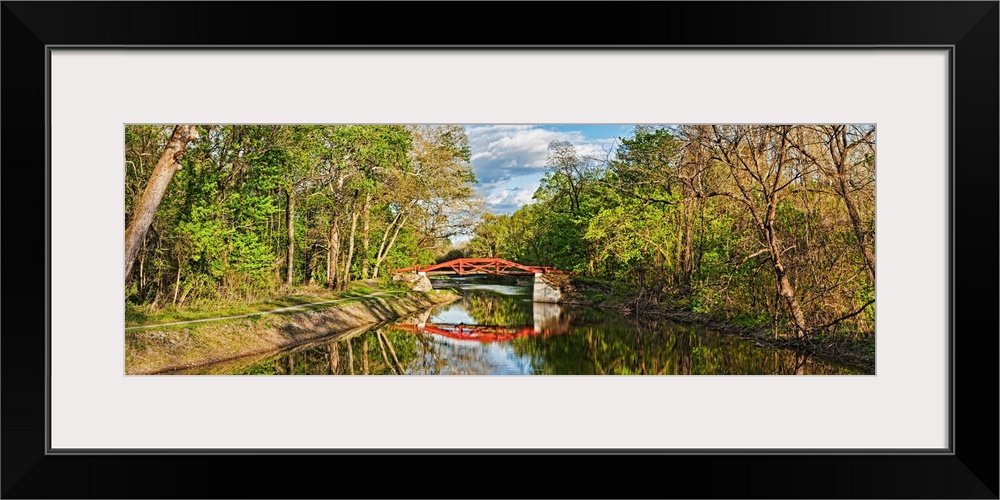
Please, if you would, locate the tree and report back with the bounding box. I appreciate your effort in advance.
[544,140,587,215]
[464,124,875,340]
[789,125,876,283]
[608,127,687,286]
[276,126,326,287]
[707,125,811,337]
[318,125,413,288]
[123,124,479,304]
[371,125,478,277]
[124,125,199,283]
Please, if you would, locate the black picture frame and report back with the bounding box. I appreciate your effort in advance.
[3,2,996,498]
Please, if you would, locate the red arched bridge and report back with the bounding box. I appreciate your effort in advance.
[391,258,569,276]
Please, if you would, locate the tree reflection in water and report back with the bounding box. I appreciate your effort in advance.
[181,284,865,375]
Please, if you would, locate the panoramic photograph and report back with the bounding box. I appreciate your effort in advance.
[124,124,875,375]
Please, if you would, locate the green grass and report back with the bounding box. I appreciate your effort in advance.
[126,293,325,326]
[342,285,373,297]
[125,281,401,327]
[382,278,414,292]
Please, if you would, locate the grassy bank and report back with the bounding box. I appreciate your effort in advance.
[542,274,875,372]
[125,281,406,328]
[125,280,459,374]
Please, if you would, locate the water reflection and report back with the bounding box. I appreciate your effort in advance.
[171,276,868,375]
[390,300,569,342]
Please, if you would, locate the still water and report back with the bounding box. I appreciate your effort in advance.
[175,276,867,375]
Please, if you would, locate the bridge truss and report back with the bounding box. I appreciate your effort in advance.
[391,257,568,276]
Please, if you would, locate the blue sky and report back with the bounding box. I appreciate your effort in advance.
[464,124,635,215]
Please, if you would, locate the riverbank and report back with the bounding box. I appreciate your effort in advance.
[646,307,875,372]
[125,283,460,374]
[537,274,875,372]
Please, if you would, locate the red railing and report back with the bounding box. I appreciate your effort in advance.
[391,257,570,276]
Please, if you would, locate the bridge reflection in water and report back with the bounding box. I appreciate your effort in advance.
[391,302,569,343]
[165,278,866,375]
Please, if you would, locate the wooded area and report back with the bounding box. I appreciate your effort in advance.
[126,124,875,342]
[466,125,875,340]
[125,125,477,307]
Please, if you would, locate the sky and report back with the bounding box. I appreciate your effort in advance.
[464,124,634,215]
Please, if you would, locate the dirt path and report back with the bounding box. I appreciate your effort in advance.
[124,291,405,331]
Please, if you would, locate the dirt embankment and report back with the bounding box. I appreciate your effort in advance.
[125,290,459,375]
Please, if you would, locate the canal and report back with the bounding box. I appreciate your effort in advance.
[172,275,867,375]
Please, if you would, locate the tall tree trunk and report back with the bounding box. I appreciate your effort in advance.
[341,205,360,289]
[361,193,372,279]
[833,127,876,285]
[713,125,809,338]
[683,197,695,284]
[674,205,684,285]
[696,202,707,273]
[677,189,695,293]
[303,249,310,285]
[766,222,808,338]
[172,254,182,305]
[124,125,199,282]
[372,210,407,279]
[812,126,876,287]
[138,248,146,298]
[372,210,399,279]
[285,189,295,287]
[327,217,340,289]
[835,170,876,284]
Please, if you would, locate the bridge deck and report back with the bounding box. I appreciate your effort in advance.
[392,257,568,276]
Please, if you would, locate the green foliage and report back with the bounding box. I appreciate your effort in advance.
[125,124,477,307]
[467,125,876,340]
[126,123,874,345]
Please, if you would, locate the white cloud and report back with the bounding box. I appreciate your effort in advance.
[467,125,570,182]
[465,125,619,214]
[446,125,625,244]
[486,186,537,209]
[474,170,545,214]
